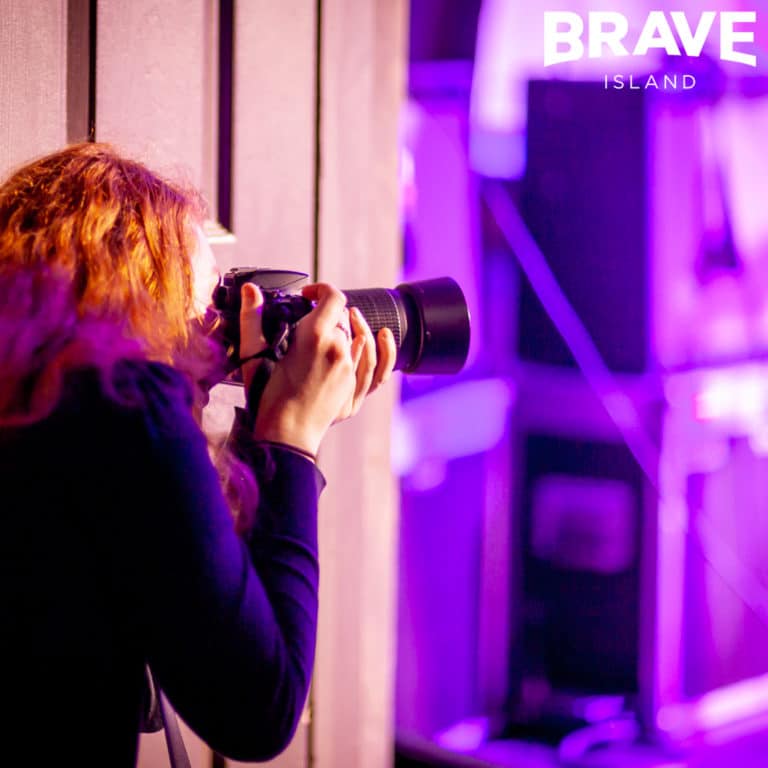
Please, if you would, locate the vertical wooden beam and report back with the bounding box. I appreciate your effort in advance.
[95,0,208,187]
[313,2,409,767]
[229,0,317,276]
[222,3,317,766]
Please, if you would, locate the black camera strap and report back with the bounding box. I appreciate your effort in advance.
[234,357,275,432]
[238,349,277,366]
[234,319,288,425]
[158,688,192,768]
[142,665,191,768]
[248,319,293,365]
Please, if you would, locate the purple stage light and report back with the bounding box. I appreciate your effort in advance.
[392,378,514,480]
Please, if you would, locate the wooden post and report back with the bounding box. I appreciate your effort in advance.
[313,2,409,767]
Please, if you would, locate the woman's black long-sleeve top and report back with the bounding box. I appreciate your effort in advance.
[0,360,323,766]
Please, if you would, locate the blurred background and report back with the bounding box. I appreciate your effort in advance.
[393,1,768,767]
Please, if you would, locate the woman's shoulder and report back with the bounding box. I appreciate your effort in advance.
[61,358,198,439]
[112,358,194,408]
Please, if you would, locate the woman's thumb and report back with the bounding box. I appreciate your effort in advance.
[241,282,264,311]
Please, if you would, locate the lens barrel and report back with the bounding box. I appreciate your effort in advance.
[343,278,470,374]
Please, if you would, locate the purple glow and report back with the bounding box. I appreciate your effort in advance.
[657,674,768,741]
[693,365,768,427]
[392,378,514,477]
[434,717,491,752]
[468,125,526,179]
[577,695,631,724]
[656,366,768,744]
[668,362,768,438]
[399,97,483,370]
[651,96,768,368]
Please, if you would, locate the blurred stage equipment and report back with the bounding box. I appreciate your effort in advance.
[395,1,768,766]
[476,73,768,765]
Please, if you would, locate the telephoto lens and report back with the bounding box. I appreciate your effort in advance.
[212,267,471,375]
[343,279,470,374]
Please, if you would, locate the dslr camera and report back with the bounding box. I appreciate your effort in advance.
[212,267,471,375]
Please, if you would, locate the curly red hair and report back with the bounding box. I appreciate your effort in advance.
[0,142,216,424]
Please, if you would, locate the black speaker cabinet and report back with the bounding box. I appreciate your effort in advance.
[518,434,644,696]
[517,79,650,374]
[504,80,654,740]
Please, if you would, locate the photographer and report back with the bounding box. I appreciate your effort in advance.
[0,142,396,765]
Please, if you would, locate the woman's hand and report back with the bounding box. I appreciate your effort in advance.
[238,281,397,456]
[333,304,396,423]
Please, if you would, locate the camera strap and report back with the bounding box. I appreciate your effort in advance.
[158,688,192,768]
[249,319,292,364]
[142,665,191,767]
[238,357,275,429]
[238,348,277,366]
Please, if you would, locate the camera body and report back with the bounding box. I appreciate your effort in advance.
[212,268,314,367]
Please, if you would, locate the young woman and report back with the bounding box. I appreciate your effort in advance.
[0,142,395,765]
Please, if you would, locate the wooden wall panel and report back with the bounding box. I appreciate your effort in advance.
[220,3,317,766]
[229,0,316,276]
[1,2,406,766]
[313,2,408,768]
[0,1,68,178]
[96,0,211,191]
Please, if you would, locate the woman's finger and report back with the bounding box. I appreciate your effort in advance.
[351,332,366,368]
[349,307,376,415]
[370,327,396,393]
[239,282,265,358]
[239,283,267,393]
[300,282,347,330]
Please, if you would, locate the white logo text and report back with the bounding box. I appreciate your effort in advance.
[544,11,757,68]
